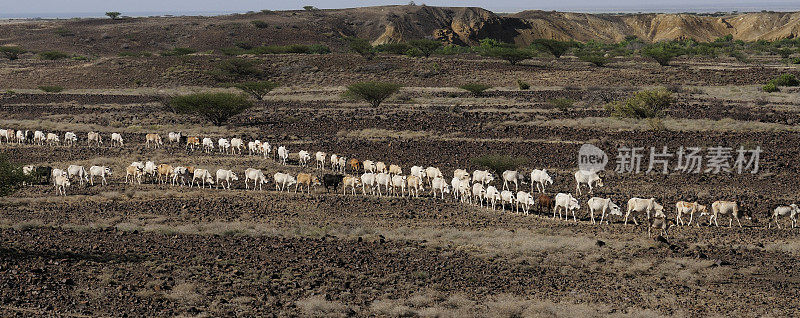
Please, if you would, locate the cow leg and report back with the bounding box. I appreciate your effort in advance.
[575,184,581,196]
[735,216,742,228]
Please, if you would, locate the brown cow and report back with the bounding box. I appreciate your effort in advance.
[125,165,142,185]
[186,136,200,151]
[675,201,707,227]
[348,158,362,174]
[157,164,173,184]
[536,194,554,213]
[146,133,163,149]
[295,173,320,194]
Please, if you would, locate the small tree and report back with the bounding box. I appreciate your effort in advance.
[346,37,374,59]
[0,155,27,197]
[459,83,491,96]
[606,88,674,119]
[210,58,264,81]
[408,39,442,58]
[303,6,317,11]
[549,98,574,112]
[641,41,686,66]
[345,81,401,107]
[105,12,121,19]
[471,155,527,176]
[0,46,26,60]
[530,39,576,58]
[480,47,533,65]
[763,82,779,93]
[169,93,254,126]
[575,47,610,67]
[517,79,530,90]
[227,81,279,100]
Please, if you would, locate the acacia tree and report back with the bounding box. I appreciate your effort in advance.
[227,81,279,100]
[0,46,26,60]
[480,47,533,65]
[0,155,27,197]
[346,81,401,107]
[105,12,121,19]
[408,39,442,58]
[169,92,253,126]
[347,37,374,59]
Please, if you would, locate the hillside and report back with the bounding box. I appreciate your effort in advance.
[0,6,799,56]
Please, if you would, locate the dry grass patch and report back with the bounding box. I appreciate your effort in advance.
[511,117,800,132]
[296,295,350,317]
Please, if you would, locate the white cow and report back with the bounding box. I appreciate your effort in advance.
[515,191,535,215]
[0,129,8,143]
[500,190,515,212]
[54,175,70,196]
[171,166,189,186]
[553,193,580,221]
[708,201,748,228]
[111,133,124,147]
[230,138,243,155]
[375,172,391,196]
[202,138,214,153]
[574,170,603,195]
[88,166,112,186]
[675,201,707,226]
[64,132,77,147]
[530,169,553,193]
[260,141,272,159]
[51,168,67,186]
[336,157,347,173]
[33,131,45,145]
[456,178,471,203]
[451,177,462,201]
[315,151,326,169]
[273,172,296,192]
[363,160,376,173]
[431,176,450,200]
[342,176,360,195]
[218,138,230,154]
[625,198,665,225]
[587,197,622,224]
[191,169,214,188]
[375,162,387,174]
[361,172,376,195]
[143,161,157,182]
[472,183,486,207]
[390,175,407,197]
[453,169,470,181]
[485,186,501,210]
[410,166,424,179]
[502,170,524,192]
[425,167,443,186]
[277,146,288,165]
[87,131,102,147]
[67,165,89,186]
[16,130,25,144]
[244,168,268,190]
[407,175,423,198]
[771,204,799,229]
[298,150,311,167]
[168,132,182,144]
[472,170,494,186]
[46,133,59,146]
[330,154,339,170]
[248,140,261,156]
[215,169,238,189]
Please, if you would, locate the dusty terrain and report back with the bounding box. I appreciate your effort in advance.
[2,8,800,317]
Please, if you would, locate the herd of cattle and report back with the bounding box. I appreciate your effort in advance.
[3,129,799,235]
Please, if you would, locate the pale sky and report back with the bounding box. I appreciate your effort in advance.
[3,0,799,16]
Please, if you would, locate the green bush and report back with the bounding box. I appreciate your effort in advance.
[346,37,374,59]
[160,47,196,56]
[226,81,279,100]
[641,41,686,66]
[54,27,74,37]
[791,57,800,64]
[0,155,27,197]
[39,51,71,60]
[375,43,413,55]
[407,39,442,58]
[404,47,424,58]
[210,58,264,81]
[549,98,575,112]
[529,39,577,58]
[459,83,491,96]
[517,79,530,90]
[575,47,610,67]
[606,88,674,119]
[762,82,779,93]
[0,46,26,60]
[38,85,64,93]
[770,74,799,87]
[471,155,527,176]
[480,47,533,65]
[251,20,269,28]
[105,11,121,19]
[169,92,254,126]
[345,81,401,107]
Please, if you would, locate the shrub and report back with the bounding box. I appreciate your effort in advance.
[641,41,686,66]
[303,6,317,11]
[517,79,530,90]
[169,92,254,126]
[549,98,575,112]
[54,27,74,37]
[345,81,401,107]
[404,47,424,58]
[251,20,269,28]
[770,74,799,87]
[0,46,26,60]
[791,57,800,64]
[210,58,263,81]
[247,44,330,54]
[39,85,64,93]
[375,43,413,55]
[160,47,196,56]
[105,11,121,19]
[606,88,674,119]
[0,155,27,197]
[346,37,374,59]
[118,51,151,57]
[762,82,779,93]
[730,50,749,63]
[39,51,70,60]
[407,39,442,58]
[471,155,527,176]
[226,81,279,100]
[480,47,533,65]
[530,39,577,58]
[435,44,470,55]
[575,47,610,67]
[459,83,491,96]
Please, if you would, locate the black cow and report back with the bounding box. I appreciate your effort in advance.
[33,166,52,185]
[322,174,344,193]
